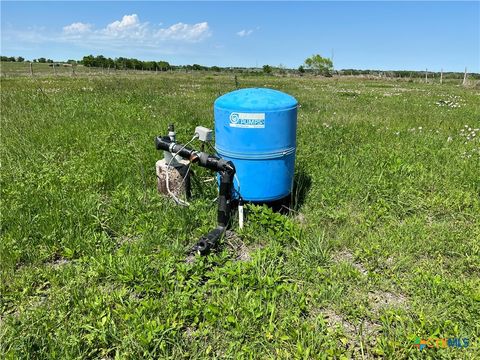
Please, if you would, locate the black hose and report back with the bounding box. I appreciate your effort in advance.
[154,134,236,254]
[191,226,225,255]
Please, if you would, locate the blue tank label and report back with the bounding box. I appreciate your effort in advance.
[229,112,265,128]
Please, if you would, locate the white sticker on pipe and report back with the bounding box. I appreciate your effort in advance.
[238,204,244,229]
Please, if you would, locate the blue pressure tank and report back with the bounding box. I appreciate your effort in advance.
[214,88,298,202]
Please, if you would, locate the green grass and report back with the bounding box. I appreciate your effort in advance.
[1,73,479,359]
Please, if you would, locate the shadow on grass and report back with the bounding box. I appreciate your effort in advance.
[290,167,313,211]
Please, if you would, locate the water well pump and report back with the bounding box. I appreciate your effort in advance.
[154,125,236,254]
[154,88,298,254]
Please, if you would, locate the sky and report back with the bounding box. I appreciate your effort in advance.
[1,1,479,72]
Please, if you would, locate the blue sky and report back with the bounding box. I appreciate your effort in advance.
[1,1,479,72]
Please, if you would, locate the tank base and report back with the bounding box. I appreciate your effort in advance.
[232,193,293,215]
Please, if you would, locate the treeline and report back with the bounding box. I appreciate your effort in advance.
[81,55,171,71]
[80,55,221,72]
[1,54,478,79]
[1,56,26,62]
[0,56,76,64]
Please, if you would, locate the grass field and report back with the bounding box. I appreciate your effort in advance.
[1,72,479,359]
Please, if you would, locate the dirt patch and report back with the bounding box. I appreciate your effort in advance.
[294,212,307,225]
[368,290,408,313]
[47,258,70,269]
[116,235,141,248]
[184,326,196,338]
[185,253,197,264]
[332,250,368,275]
[323,308,356,336]
[99,283,118,295]
[224,230,262,261]
[385,256,395,267]
[361,318,382,341]
[321,308,381,352]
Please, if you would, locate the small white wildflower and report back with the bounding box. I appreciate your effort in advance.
[447,136,453,142]
[418,127,423,130]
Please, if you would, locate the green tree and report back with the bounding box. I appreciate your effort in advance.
[298,65,305,74]
[304,54,333,76]
[157,61,170,71]
[192,64,206,71]
[263,65,272,74]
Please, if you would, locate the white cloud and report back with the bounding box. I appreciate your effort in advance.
[237,29,253,37]
[63,22,92,34]
[107,14,140,31]
[155,22,210,42]
[62,15,210,43]
[103,14,149,39]
[4,14,212,57]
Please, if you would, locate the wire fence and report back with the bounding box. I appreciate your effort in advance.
[0,62,179,77]
[1,62,478,86]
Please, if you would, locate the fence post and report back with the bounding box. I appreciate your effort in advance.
[53,63,57,75]
[440,68,443,84]
[30,62,34,76]
[425,68,428,83]
[463,67,468,86]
